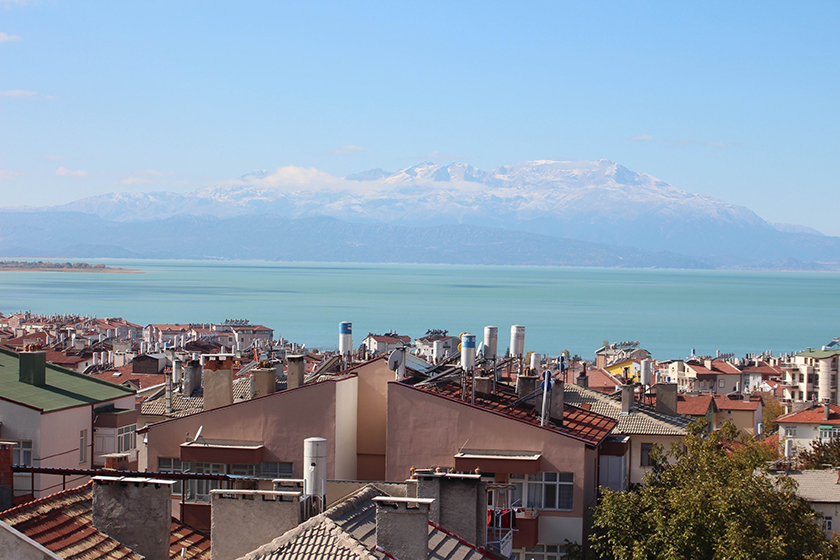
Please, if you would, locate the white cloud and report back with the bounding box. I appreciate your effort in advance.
[55,166,88,177]
[0,89,37,97]
[327,145,365,156]
[117,177,151,185]
[0,169,23,180]
[630,134,655,142]
[236,165,342,191]
[0,32,21,42]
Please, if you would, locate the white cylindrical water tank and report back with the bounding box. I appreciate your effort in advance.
[530,352,541,372]
[641,359,652,386]
[173,359,183,384]
[510,325,525,357]
[461,333,476,371]
[433,339,444,362]
[303,437,328,502]
[339,322,353,355]
[819,358,832,402]
[484,326,498,360]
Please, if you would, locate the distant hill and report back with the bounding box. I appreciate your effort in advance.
[5,159,840,269]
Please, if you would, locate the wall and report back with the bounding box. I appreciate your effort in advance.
[354,359,392,479]
[0,521,63,560]
[0,400,41,499]
[628,435,684,486]
[334,376,358,481]
[144,379,340,480]
[812,502,840,539]
[386,381,592,541]
[39,407,92,496]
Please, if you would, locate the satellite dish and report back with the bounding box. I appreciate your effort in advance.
[388,350,403,372]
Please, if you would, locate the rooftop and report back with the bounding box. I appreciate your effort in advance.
[677,394,716,416]
[713,395,761,411]
[563,384,689,436]
[0,348,134,412]
[0,481,210,559]
[403,379,617,447]
[776,403,840,425]
[241,484,494,560]
[774,469,840,503]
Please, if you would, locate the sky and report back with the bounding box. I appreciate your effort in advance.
[1,1,839,234]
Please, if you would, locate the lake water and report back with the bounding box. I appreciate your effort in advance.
[1,260,838,360]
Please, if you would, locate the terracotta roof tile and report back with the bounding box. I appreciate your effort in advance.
[777,403,840,425]
[713,395,761,411]
[0,481,210,559]
[677,394,715,416]
[404,379,617,446]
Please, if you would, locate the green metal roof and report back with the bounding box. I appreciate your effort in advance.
[0,348,135,412]
[797,349,840,359]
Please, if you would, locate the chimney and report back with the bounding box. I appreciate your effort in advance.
[19,350,47,387]
[704,358,713,370]
[517,374,538,402]
[211,489,304,560]
[413,470,486,548]
[183,360,202,397]
[203,356,233,410]
[251,364,277,398]
[0,442,13,511]
[92,476,174,560]
[172,359,182,385]
[374,496,433,560]
[825,403,831,421]
[550,380,565,426]
[577,371,589,389]
[621,384,635,414]
[287,355,305,389]
[474,376,492,397]
[165,371,173,414]
[655,383,678,417]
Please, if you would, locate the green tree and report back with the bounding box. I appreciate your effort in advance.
[761,394,784,435]
[590,421,837,560]
[799,437,840,470]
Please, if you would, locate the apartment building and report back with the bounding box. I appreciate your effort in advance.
[779,349,840,405]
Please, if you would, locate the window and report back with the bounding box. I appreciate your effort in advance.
[182,462,224,502]
[640,443,654,467]
[79,430,87,464]
[117,425,136,453]
[826,517,833,532]
[786,427,797,437]
[819,427,840,444]
[517,544,566,560]
[510,473,573,511]
[257,462,293,479]
[158,457,183,495]
[718,379,725,389]
[11,441,32,466]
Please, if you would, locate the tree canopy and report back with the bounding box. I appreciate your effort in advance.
[590,421,837,560]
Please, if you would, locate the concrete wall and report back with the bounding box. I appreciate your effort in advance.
[628,435,683,486]
[334,375,358,481]
[144,379,345,481]
[385,381,592,546]
[92,478,172,560]
[0,521,63,560]
[39,407,92,497]
[354,359,392,480]
[0,400,42,498]
[210,490,303,560]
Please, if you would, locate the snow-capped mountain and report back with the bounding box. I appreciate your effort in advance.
[34,159,839,264]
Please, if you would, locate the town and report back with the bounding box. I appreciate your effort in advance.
[0,310,837,559]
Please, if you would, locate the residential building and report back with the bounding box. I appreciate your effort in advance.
[679,358,744,394]
[776,403,840,452]
[228,324,274,351]
[414,330,460,361]
[362,331,411,355]
[0,348,137,500]
[713,395,762,435]
[779,349,840,405]
[770,469,840,539]
[676,394,718,428]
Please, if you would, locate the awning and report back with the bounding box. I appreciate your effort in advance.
[454,449,541,475]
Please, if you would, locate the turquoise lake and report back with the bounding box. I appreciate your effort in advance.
[1,260,838,360]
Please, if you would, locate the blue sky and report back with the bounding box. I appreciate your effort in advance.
[1,1,838,234]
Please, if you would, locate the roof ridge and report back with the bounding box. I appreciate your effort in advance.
[0,480,93,520]
[324,484,385,520]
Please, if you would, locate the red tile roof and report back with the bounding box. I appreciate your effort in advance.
[713,395,761,411]
[0,481,210,559]
[677,394,716,416]
[403,379,617,447]
[776,403,840,425]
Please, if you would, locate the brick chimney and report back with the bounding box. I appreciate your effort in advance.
[92,476,174,560]
[373,496,433,560]
[19,350,46,387]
